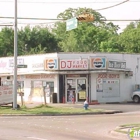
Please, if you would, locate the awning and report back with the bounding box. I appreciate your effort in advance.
[0,68,132,77]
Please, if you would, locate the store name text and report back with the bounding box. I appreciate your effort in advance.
[60,59,88,70]
[98,74,120,79]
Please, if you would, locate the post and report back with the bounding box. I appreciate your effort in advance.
[13,0,18,109]
[43,87,47,105]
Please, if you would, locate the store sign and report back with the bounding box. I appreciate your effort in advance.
[9,58,24,67]
[0,59,11,73]
[25,74,55,79]
[0,60,7,68]
[90,57,106,69]
[32,62,44,70]
[108,60,126,70]
[60,59,88,70]
[44,58,58,70]
[98,74,120,79]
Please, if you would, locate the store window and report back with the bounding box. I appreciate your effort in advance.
[17,81,24,95]
[2,81,12,86]
[29,81,54,99]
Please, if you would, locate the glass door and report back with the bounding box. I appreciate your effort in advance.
[77,79,87,102]
[66,79,76,102]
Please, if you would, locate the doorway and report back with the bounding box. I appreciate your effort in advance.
[66,78,87,102]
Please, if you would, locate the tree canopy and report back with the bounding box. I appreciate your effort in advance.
[0,7,139,57]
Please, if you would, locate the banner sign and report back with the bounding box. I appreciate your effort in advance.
[60,59,88,70]
[108,60,126,70]
[90,57,106,69]
[44,58,58,70]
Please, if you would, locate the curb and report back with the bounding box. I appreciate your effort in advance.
[109,130,128,139]
[0,110,123,116]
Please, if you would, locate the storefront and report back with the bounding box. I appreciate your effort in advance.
[0,52,136,104]
[90,58,130,103]
[65,74,88,102]
[59,58,89,103]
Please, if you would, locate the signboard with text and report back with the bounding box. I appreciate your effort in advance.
[108,60,126,70]
[44,58,58,70]
[9,58,24,67]
[90,57,106,69]
[66,17,77,31]
[60,59,88,70]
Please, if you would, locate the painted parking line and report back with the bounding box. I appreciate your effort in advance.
[27,136,47,140]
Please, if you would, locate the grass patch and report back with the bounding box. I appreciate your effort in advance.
[115,124,140,134]
[120,124,140,127]
[0,105,104,115]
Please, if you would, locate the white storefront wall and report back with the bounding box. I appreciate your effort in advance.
[57,53,137,103]
[22,74,59,103]
[90,73,132,103]
[0,52,140,103]
[1,74,59,103]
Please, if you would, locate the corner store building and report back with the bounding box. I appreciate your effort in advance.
[0,52,137,103]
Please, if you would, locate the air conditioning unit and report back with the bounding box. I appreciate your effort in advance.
[125,72,129,78]
[125,71,133,78]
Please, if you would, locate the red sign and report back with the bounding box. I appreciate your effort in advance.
[98,74,120,79]
[60,59,88,70]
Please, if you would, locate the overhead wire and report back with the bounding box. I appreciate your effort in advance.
[0,0,138,3]
[0,0,138,27]
[94,0,129,11]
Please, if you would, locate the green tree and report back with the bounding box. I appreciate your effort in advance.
[119,21,140,53]
[0,26,60,57]
[0,27,14,56]
[18,26,60,55]
[53,7,119,52]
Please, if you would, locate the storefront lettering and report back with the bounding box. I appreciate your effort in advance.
[98,74,120,78]
[32,63,43,68]
[0,61,7,68]
[60,59,88,70]
[9,58,24,67]
[108,61,126,69]
[25,74,55,79]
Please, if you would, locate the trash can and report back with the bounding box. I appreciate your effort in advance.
[51,93,57,103]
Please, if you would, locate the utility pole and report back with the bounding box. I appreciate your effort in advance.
[13,0,18,109]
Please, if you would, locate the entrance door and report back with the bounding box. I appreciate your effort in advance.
[77,79,87,102]
[66,78,87,102]
[66,79,76,102]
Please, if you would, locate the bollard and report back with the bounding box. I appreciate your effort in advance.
[72,97,75,104]
[86,96,89,102]
[63,96,65,103]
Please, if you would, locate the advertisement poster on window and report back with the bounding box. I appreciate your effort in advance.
[45,84,50,97]
[96,84,103,92]
[96,78,103,92]
[79,91,86,99]
[67,90,75,102]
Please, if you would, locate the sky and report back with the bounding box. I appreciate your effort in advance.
[0,0,139,32]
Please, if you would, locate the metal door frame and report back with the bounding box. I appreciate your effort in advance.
[65,77,88,102]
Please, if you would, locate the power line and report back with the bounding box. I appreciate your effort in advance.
[95,0,129,11]
[0,16,139,22]
[0,24,13,26]
[0,0,139,3]
[0,17,64,21]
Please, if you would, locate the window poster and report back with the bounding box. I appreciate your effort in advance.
[79,91,86,99]
[96,78,103,92]
[96,84,103,92]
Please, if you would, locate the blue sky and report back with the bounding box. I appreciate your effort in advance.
[0,0,139,32]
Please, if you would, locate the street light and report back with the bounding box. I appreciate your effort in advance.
[13,0,18,109]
